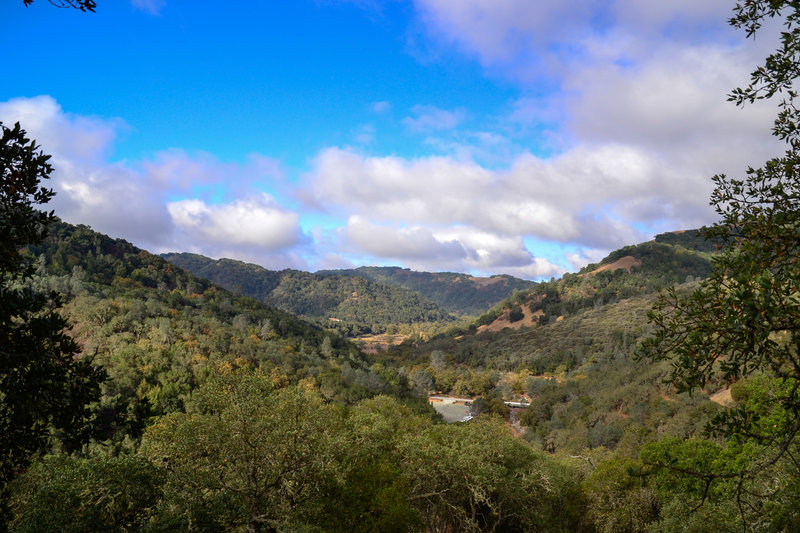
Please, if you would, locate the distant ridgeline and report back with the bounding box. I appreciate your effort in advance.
[460,229,718,334]
[162,254,534,336]
[315,266,535,316]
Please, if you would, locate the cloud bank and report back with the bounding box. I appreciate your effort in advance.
[0,0,786,279]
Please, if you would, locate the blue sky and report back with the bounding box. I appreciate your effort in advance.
[0,0,782,278]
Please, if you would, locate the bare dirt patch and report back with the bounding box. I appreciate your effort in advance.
[356,333,407,353]
[591,255,641,274]
[709,387,734,407]
[469,276,505,288]
[477,303,543,333]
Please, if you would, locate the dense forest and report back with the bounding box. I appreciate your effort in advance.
[162,253,458,337]
[315,266,535,317]
[3,217,795,532]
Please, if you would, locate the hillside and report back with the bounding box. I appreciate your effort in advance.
[316,266,535,316]
[11,223,780,532]
[391,287,722,452]
[460,229,715,334]
[383,229,726,457]
[162,253,457,336]
[24,222,407,438]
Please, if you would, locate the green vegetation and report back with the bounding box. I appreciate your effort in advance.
[6,2,800,530]
[0,123,103,503]
[162,253,457,336]
[317,266,535,316]
[24,221,412,451]
[639,0,800,524]
[8,370,587,532]
[4,219,795,531]
[5,189,792,532]
[454,229,714,334]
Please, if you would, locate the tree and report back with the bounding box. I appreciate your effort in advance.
[640,0,800,522]
[22,0,97,12]
[7,454,163,531]
[397,416,584,532]
[0,122,103,495]
[139,370,344,532]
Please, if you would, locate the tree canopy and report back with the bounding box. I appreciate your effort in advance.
[640,0,800,523]
[0,122,103,496]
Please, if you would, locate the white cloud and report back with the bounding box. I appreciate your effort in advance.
[143,148,285,196]
[0,96,306,269]
[411,0,736,76]
[168,195,302,249]
[402,105,466,133]
[3,0,786,281]
[305,144,705,252]
[566,248,607,271]
[341,217,563,278]
[344,215,466,261]
[412,0,593,70]
[383,0,786,272]
[0,95,120,164]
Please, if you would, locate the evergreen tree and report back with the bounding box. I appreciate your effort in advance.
[0,122,104,498]
[641,2,800,523]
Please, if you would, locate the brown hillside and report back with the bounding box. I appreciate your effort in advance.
[478,301,543,333]
[469,276,505,288]
[591,255,641,274]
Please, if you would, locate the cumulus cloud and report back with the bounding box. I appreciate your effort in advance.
[566,248,607,271]
[304,144,704,252]
[359,0,787,273]
[402,105,466,133]
[0,95,120,164]
[168,195,302,249]
[344,215,466,261]
[2,0,784,279]
[341,217,563,278]
[411,0,780,169]
[411,0,736,76]
[412,0,593,70]
[0,96,306,268]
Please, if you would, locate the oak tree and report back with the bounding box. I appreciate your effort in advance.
[641,1,800,523]
[0,122,103,494]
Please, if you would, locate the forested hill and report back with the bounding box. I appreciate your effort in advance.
[462,228,716,333]
[161,252,456,336]
[25,221,405,418]
[315,266,535,316]
[387,229,725,455]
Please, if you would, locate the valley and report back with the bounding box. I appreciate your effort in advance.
[5,1,800,530]
[4,217,796,532]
